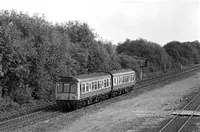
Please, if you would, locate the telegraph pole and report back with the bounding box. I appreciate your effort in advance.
[0,54,3,77]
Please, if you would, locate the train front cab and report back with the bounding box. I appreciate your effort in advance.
[56,78,80,109]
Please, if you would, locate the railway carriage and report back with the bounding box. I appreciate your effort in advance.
[111,69,136,96]
[56,69,136,110]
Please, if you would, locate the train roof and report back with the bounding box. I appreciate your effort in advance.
[110,69,134,75]
[58,77,79,83]
[58,72,110,83]
[76,72,110,79]
[58,69,134,83]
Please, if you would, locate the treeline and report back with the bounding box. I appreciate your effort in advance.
[0,10,199,112]
[117,39,200,73]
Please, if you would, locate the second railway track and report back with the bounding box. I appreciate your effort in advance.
[159,90,200,132]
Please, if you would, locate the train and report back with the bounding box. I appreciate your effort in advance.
[55,69,136,110]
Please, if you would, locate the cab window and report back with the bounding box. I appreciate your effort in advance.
[57,83,63,93]
[71,84,77,94]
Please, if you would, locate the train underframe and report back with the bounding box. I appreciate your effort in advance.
[57,85,134,110]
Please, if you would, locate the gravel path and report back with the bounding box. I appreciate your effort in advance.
[18,72,200,132]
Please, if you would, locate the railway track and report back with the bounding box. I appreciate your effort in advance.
[0,110,61,132]
[0,65,200,132]
[159,90,200,132]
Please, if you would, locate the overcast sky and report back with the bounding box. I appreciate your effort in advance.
[0,0,199,45]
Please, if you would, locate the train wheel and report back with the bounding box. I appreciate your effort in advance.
[87,99,90,105]
[95,97,99,103]
[111,92,115,97]
[82,100,87,107]
[125,88,129,93]
[122,89,125,94]
[99,95,104,101]
[76,102,82,109]
[87,98,93,105]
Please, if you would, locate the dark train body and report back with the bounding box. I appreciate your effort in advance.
[56,69,136,110]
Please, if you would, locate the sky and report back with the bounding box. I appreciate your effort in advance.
[0,0,199,46]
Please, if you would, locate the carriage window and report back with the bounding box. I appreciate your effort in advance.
[100,80,103,88]
[86,83,89,92]
[92,82,95,90]
[101,80,104,88]
[81,83,86,93]
[57,83,63,93]
[89,83,92,91]
[95,81,98,90]
[114,77,116,85]
[99,80,102,88]
[132,74,135,81]
[130,75,133,81]
[106,79,109,87]
[97,80,100,89]
[104,79,107,88]
[124,76,126,82]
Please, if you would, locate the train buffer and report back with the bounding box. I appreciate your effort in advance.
[172,110,200,117]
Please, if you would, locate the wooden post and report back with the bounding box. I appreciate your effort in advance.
[0,86,2,101]
[0,54,3,77]
[139,68,143,80]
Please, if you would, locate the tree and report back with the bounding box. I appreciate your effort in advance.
[117,38,172,73]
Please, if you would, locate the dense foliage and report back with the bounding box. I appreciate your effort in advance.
[164,41,200,68]
[0,10,199,112]
[117,39,172,73]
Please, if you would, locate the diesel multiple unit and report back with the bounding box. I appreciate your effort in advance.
[56,69,136,109]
